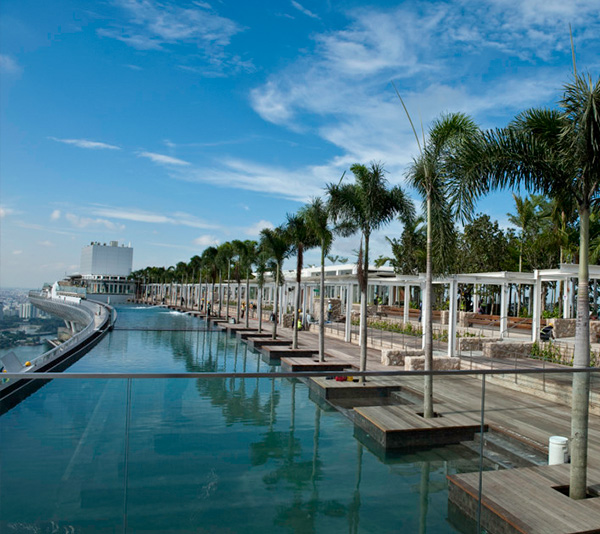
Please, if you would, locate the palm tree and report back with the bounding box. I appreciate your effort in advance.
[231,240,246,322]
[240,240,258,328]
[260,226,292,339]
[255,247,269,333]
[457,74,600,499]
[328,162,414,378]
[200,246,219,315]
[406,112,479,418]
[286,212,319,349]
[301,198,334,362]
[217,242,234,319]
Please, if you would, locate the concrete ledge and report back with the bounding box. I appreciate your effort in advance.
[404,356,460,371]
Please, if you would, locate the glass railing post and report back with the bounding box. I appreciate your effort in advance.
[123,377,132,533]
[476,373,486,534]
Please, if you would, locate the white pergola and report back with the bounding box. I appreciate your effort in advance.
[142,263,600,358]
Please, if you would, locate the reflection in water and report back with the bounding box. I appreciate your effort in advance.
[0,306,481,533]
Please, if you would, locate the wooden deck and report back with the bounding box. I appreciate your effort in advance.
[448,463,600,534]
[235,331,272,340]
[246,338,292,350]
[354,404,486,449]
[261,347,318,360]
[280,357,352,373]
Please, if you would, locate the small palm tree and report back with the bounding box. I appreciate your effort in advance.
[254,247,270,333]
[286,212,319,349]
[260,226,292,339]
[406,112,479,418]
[328,162,414,378]
[240,240,258,328]
[200,246,219,315]
[301,198,334,362]
[217,242,234,319]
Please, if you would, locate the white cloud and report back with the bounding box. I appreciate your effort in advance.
[0,207,15,218]
[172,158,331,201]
[98,0,246,74]
[38,240,54,247]
[245,220,274,237]
[65,213,126,231]
[0,54,21,75]
[89,206,220,230]
[49,137,120,150]
[138,151,190,166]
[291,1,320,19]
[193,235,220,246]
[12,250,23,255]
[50,209,61,221]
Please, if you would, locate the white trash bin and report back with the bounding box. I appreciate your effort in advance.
[548,436,569,465]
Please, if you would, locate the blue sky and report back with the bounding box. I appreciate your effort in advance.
[1,0,599,288]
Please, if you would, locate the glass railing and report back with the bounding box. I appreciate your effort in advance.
[1,367,598,533]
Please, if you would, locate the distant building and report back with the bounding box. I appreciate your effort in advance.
[71,241,135,303]
[80,241,133,277]
[19,302,33,319]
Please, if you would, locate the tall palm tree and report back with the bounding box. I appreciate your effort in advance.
[406,112,479,418]
[240,240,258,328]
[255,247,269,333]
[260,226,292,339]
[301,198,334,362]
[328,162,414,378]
[457,74,600,499]
[286,212,319,349]
[217,242,234,319]
[200,246,219,315]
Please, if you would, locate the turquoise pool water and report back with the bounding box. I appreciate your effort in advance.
[0,305,479,533]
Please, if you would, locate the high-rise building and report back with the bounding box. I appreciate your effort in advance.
[77,241,135,303]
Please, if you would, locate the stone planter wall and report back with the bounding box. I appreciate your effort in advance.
[547,318,576,339]
[590,321,600,343]
[404,356,460,371]
[381,348,424,366]
[482,341,534,359]
[457,337,495,351]
[313,298,342,321]
[459,312,478,327]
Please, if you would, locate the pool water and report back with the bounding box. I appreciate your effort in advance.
[0,305,479,533]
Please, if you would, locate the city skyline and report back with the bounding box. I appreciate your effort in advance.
[2,0,600,288]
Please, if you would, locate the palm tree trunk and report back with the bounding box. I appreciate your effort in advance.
[359,234,369,379]
[236,281,241,322]
[319,243,326,362]
[423,195,434,418]
[245,274,250,328]
[226,264,231,320]
[570,205,591,499]
[258,285,263,333]
[273,267,280,340]
[293,245,303,349]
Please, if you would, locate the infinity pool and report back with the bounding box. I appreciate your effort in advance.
[0,305,479,533]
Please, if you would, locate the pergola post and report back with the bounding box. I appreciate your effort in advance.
[563,276,570,319]
[420,282,426,350]
[345,283,353,342]
[403,284,410,324]
[448,278,458,357]
[500,281,509,339]
[532,271,542,342]
[302,283,307,324]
